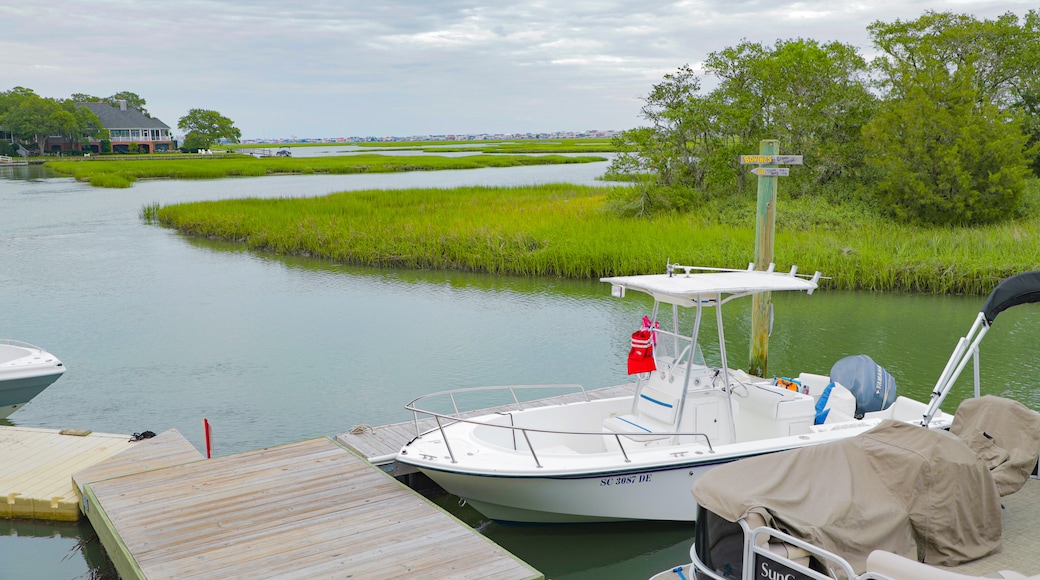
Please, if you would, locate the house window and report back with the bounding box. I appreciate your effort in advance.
[131,129,141,138]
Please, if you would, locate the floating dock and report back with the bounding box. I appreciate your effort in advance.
[0,426,139,520]
[6,385,630,579]
[78,435,542,579]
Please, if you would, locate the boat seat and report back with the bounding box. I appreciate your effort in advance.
[602,385,680,444]
[797,373,857,424]
[602,414,675,442]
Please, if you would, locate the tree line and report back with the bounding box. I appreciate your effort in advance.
[607,10,1040,226]
[0,88,240,155]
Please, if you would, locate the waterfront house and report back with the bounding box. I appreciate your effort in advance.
[75,101,176,153]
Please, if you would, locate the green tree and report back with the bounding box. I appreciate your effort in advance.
[869,10,1040,173]
[705,38,876,196]
[1,88,109,154]
[865,11,1036,223]
[863,64,1030,225]
[0,87,61,154]
[106,91,148,116]
[606,66,726,214]
[178,109,241,151]
[70,93,101,103]
[608,39,875,214]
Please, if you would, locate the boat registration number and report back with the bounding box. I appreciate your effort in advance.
[600,473,653,486]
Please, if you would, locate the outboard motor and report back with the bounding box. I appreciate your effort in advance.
[829,355,897,418]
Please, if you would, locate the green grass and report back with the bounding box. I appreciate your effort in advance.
[44,154,606,187]
[152,181,1040,295]
[87,173,137,188]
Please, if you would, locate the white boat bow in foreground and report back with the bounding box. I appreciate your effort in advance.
[395,263,954,523]
[0,339,65,418]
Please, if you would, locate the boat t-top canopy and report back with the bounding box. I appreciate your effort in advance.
[601,263,821,307]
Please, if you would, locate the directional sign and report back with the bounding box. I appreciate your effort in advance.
[750,167,790,177]
[739,155,803,165]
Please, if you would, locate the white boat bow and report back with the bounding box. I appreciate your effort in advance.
[0,339,65,418]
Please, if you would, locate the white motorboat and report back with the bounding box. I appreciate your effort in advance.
[655,270,1040,580]
[0,339,65,418]
[395,263,955,523]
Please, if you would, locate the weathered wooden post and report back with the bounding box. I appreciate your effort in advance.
[740,144,801,377]
[749,140,779,377]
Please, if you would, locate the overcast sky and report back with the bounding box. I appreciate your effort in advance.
[4,1,1035,140]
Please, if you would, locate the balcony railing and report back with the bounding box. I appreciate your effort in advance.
[106,135,172,142]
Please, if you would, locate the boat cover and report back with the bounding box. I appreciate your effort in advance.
[692,420,1001,575]
[951,395,1040,497]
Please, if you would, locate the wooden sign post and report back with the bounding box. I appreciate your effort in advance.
[739,143,802,377]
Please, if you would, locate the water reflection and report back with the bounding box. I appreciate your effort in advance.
[0,519,117,579]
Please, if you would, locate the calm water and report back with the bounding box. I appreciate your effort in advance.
[2,161,1038,579]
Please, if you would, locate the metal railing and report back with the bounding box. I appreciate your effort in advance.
[403,384,715,468]
[0,338,48,351]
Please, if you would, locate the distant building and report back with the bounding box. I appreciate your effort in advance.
[75,101,176,153]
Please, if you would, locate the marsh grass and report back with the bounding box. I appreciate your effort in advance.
[45,154,606,187]
[140,202,160,224]
[153,181,1040,295]
[88,173,136,188]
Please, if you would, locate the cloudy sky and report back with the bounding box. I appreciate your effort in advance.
[4,1,1035,140]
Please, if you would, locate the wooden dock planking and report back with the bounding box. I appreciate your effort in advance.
[0,426,138,520]
[337,383,636,467]
[83,436,542,579]
[73,428,204,504]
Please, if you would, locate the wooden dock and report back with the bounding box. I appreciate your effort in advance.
[0,154,28,166]
[79,435,542,579]
[0,425,139,520]
[336,383,635,474]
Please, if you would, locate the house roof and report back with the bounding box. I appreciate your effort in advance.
[76,102,171,130]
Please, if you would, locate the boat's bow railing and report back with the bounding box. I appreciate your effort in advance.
[402,384,715,468]
[0,339,48,351]
[405,384,591,426]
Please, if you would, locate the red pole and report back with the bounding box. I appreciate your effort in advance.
[203,418,212,458]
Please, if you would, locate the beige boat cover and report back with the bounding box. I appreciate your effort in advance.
[692,420,1002,575]
[951,395,1040,497]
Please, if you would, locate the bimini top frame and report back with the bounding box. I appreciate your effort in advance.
[922,271,1040,425]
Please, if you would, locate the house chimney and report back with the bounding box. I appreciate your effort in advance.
[119,99,127,111]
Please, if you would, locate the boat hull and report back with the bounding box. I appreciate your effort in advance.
[0,343,65,418]
[0,370,64,418]
[414,459,729,522]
